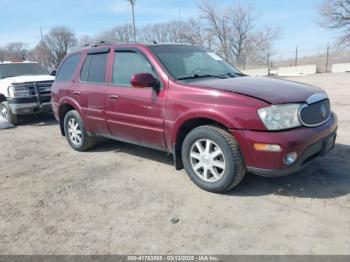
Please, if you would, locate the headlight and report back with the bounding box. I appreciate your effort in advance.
[8,86,32,98]
[258,104,302,130]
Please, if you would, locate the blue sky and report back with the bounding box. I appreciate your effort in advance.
[0,0,338,57]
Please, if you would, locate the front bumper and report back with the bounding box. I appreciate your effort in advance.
[231,113,338,176]
[7,97,52,115]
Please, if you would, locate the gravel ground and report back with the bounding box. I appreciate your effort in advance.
[0,73,349,255]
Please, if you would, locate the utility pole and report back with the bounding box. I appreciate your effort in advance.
[326,43,330,73]
[40,26,43,42]
[179,8,182,42]
[295,46,298,67]
[127,0,136,42]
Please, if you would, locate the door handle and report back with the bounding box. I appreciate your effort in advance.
[73,91,80,96]
[109,95,119,100]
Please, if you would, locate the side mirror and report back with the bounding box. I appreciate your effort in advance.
[50,70,57,76]
[130,73,160,90]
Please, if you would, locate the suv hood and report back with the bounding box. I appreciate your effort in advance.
[1,75,55,85]
[190,76,324,104]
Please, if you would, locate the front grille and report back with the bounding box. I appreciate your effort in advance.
[299,99,331,127]
[12,80,53,103]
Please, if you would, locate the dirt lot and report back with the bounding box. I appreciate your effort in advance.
[0,73,349,255]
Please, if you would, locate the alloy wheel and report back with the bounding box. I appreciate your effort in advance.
[67,118,82,146]
[189,139,226,183]
[0,104,8,119]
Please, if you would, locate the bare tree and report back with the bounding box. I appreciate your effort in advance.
[141,20,185,43]
[183,17,214,48]
[227,2,256,65]
[26,41,52,69]
[77,35,95,47]
[98,24,134,43]
[0,48,9,61]
[319,0,350,45]
[5,42,28,60]
[199,0,231,59]
[43,26,77,68]
[199,0,279,66]
[127,0,136,42]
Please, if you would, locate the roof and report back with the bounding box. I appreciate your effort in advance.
[74,41,194,52]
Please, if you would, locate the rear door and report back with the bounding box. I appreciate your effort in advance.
[105,49,167,149]
[78,48,110,135]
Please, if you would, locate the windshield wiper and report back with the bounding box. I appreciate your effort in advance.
[177,74,228,81]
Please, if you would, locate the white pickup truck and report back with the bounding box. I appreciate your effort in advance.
[0,61,55,124]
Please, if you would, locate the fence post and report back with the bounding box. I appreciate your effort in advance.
[267,50,271,76]
[326,43,330,73]
[243,54,246,70]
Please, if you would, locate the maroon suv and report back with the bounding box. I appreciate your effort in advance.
[51,43,337,193]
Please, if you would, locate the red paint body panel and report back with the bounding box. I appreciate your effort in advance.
[191,76,324,104]
[51,43,338,174]
[231,114,337,170]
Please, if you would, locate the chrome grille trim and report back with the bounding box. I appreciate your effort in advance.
[298,98,331,127]
[306,93,328,105]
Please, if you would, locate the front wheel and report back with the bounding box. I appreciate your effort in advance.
[181,125,246,193]
[0,101,18,125]
[63,110,98,151]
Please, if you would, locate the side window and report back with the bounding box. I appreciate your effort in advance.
[112,51,154,87]
[0,65,4,79]
[80,53,108,83]
[80,55,91,82]
[56,54,81,81]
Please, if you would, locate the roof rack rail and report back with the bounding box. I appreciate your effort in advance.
[75,40,194,51]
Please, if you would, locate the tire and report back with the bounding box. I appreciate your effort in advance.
[63,110,98,151]
[0,101,18,125]
[181,125,246,193]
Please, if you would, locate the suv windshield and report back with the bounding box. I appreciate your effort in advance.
[0,63,49,79]
[149,45,242,81]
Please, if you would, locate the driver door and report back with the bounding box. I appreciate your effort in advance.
[105,50,167,149]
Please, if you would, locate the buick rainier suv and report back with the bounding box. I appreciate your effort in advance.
[51,43,337,193]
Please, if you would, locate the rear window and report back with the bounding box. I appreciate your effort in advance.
[56,54,81,82]
[80,53,108,83]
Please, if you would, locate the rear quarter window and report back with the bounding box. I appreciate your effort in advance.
[56,53,81,82]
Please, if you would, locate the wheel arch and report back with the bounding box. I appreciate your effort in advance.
[58,102,77,136]
[0,94,6,103]
[172,117,231,170]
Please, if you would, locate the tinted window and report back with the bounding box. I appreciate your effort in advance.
[56,54,81,81]
[80,55,91,82]
[80,53,107,83]
[0,63,48,79]
[113,51,154,86]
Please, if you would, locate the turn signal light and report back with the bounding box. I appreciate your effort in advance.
[253,143,282,152]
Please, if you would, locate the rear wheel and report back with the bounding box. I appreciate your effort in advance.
[63,110,98,151]
[181,125,246,193]
[0,101,18,125]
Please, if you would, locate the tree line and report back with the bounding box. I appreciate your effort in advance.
[0,0,349,70]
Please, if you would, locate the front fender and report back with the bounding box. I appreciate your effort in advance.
[169,108,236,145]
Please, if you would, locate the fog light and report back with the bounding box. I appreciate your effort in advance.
[283,152,298,165]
